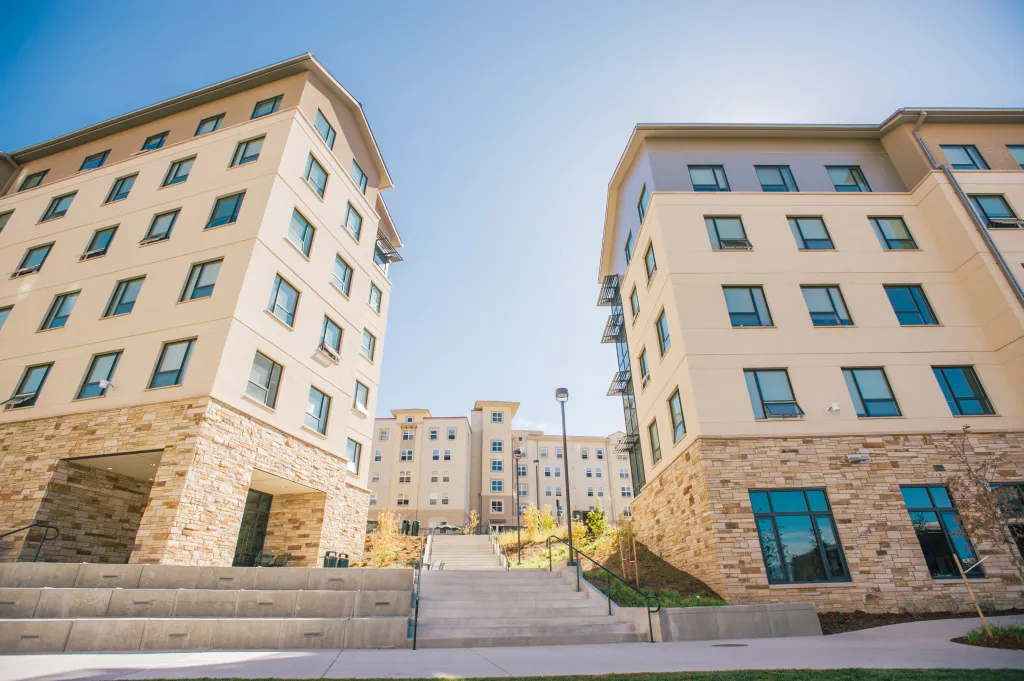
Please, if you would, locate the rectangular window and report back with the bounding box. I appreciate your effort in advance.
[13,243,53,277]
[932,366,994,416]
[397,494,409,506]
[82,226,116,260]
[400,450,413,462]
[688,165,730,191]
[884,285,938,326]
[41,192,76,222]
[346,439,362,475]
[246,351,283,408]
[105,174,137,203]
[596,449,604,459]
[207,193,244,229]
[76,351,121,400]
[361,329,377,361]
[141,131,167,151]
[142,209,179,245]
[843,368,900,417]
[231,136,264,167]
[379,428,389,441]
[444,450,451,460]
[304,154,328,198]
[706,216,751,250]
[149,338,195,388]
[40,291,79,330]
[0,210,11,234]
[195,114,224,135]
[545,486,552,497]
[750,489,850,584]
[620,468,629,479]
[353,380,370,413]
[18,170,47,191]
[350,160,368,193]
[368,283,383,313]
[544,466,551,477]
[491,440,504,453]
[655,310,671,356]
[668,389,686,442]
[333,255,353,296]
[1009,145,1024,170]
[970,195,1019,228]
[491,480,503,493]
[622,487,632,498]
[869,217,918,250]
[491,459,503,471]
[555,487,562,497]
[723,286,773,327]
[491,411,503,423]
[442,492,449,504]
[180,259,221,302]
[556,448,562,458]
[581,448,589,459]
[587,487,594,497]
[518,464,527,477]
[788,217,833,250]
[319,316,342,357]
[519,484,528,497]
[403,429,414,441]
[374,451,382,462]
[940,144,988,170]
[5,363,52,409]
[648,420,662,464]
[344,203,363,241]
[801,286,853,326]
[314,110,336,149]
[0,306,11,331]
[429,428,438,440]
[638,348,650,387]
[162,157,195,186]
[755,165,798,192]
[373,472,382,484]
[251,95,281,119]
[79,150,109,171]
[629,286,639,320]
[624,231,635,264]
[103,277,144,317]
[491,500,503,514]
[448,428,456,440]
[827,166,871,192]
[305,386,331,434]
[429,493,437,506]
[267,274,300,326]
[644,243,657,282]
[637,183,649,222]
[745,369,803,419]
[901,486,981,579]
[586,468,592,477]
[287,209,316,256]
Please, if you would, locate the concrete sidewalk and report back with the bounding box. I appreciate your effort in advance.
[1,615,1022,680]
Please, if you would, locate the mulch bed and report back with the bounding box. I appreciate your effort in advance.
[819,608,1024,635]
[952,632,1024,650]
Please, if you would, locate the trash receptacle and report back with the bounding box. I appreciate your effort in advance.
[401,519,410,535]
[323,551,338,568]
[411,521,420,536]
[337,554,350,568]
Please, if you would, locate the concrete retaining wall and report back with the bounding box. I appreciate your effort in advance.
[659,603,822,641]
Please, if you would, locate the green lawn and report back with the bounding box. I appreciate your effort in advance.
[160,672,1024,681]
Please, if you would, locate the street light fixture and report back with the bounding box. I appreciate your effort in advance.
[514,447,526,564]
[556,387,575,566]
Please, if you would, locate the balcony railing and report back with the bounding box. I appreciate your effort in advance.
[597,274,620,306]
[601,314,625,343]
[374,231,403,275]
[607,370,632,396]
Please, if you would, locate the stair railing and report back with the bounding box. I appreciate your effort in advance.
[489,525,511,571]
[412,525,438,650]
[546,534,660,642]
[0,524,59,563]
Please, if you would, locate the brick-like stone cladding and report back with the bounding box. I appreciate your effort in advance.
[631,432,1024,613]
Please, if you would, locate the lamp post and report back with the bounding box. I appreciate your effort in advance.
[514,447,525,564]
[556,387,575,566]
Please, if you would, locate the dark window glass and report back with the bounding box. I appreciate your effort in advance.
[105,174,137,203]
[287,209,315,256]
[206,192,245,229]
[756,166,798,192]
[163,157,195,186]
[333,256,353,296]
[932,366,994,416]
[344,203,363,241]
[180,259,222,301]
[629,286,639,320]
[304,155,328,197]
[19,170,48,191]
[251,95,281,119]
[76,351,121,399]
[195,114,224,135]
[314,110,336,149]
[369,283,383,313]
[901,486,982,579]
[79,150,109,171]
[884,285,938,325]
[801,286,852,326]
[744,369,803,419]
[656,310,671,355]
[82,226,118,260]
[624,231,635,263]
[346,439,361,474]
[1009,146,1024,170]
[644,243,657,282]
[41,192,76,221]
[688,165,730,191]
[268,275,299,326]
[749,489,849,584]
[141,209,179,244]
[141,132,167,151]
[14,244,53,277]
[0,211,12,233]
[361,329,376,361]
[40,291,79,330]
[843,368,901,417]
[637,183,650,221]
[648,419,661,464]
[940,145,988,171]
[870,217,918,250]
[104,277,145,317]
[320,316,342,354]
[354,380,370,412]
[149,339,195,388]
[668,389,685,442]
[827,166,871,192]
[788,217,833,250]
[970,195,1019,228]
[5,363,52,409]
[231,137,264,167]
[706,216,751,250]
[0,306,11,331]
[723,286,773,327]
[246,351,282,407]
[350,160,368,193]
[305,386,331,434]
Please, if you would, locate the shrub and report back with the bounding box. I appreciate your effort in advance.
[586,501,609,536]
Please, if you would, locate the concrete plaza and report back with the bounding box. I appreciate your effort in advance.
[1,615,1022,680]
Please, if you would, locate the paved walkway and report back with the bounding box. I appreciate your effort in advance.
[2,616,1022,680]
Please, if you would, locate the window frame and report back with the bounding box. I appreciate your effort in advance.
[251,95,282,119]
[1008,145,1024,170]
[319,316,343,356]
[629,286,639,321]
[304,154,329,198]
[706,216,752,250]
[644,242,657,283]
[353,380,370,413]
[14,243,54,278]
[304,386,332,435]
[723,286,773,328]
[205,192,245,229]
[361,329,377,361]
[647,419,662,464]
[655,309,671,356]
[350,160,368,193]
[624,231,635,264]
[755,165,798,192]
[195,113,224,136]
[332,255,354,296]
[637,183,649,222]
[103,276,145,317]
[141,209,179,245]
[788,216,834,250]
[148,338,196,389]
[314,110,337,149]
[826,165,871,192]
[231,136,265,167]
[932,365,995,416]
[40,192,76,222]
[869,216,919,250]
[688,165,730,192]
[19,170,48,191]
[162,157,195,187]
[343,203,363,241]
[76,351,122,400]
[6,363,53,409]
[141,131,167,151]
[801,285,853,326]
[901,485,983,579]
[287,209,316,257]
[179,258,222,302]
[940,144,989,171]
[79,150,110,171]
[40,290,79,331]
[368,282,383,313]
[884,285,938,326]
[104,174,137,204]
[970,195,1020,228]
[668,388,686,442]
[745,368,804,419]
[246,351,283,408]
[842,367,901,418]
[267,274,300,327]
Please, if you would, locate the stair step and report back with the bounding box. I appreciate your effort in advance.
[414,631,646,648]
[419,614,616,627]
[417,621,633,637]
[419,601,600,617]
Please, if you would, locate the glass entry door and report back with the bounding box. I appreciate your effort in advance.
[232,489,273,566]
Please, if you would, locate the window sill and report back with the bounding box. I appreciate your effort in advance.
[360,353,375,364]
[810,325,856,329]
[352,407,369,418]
[241,392,276,413]
[856,415,905,420]
[102,197,128,206]
[283,237,312,261]
[302,177,326,202]
[145,383,183,393]
[329,280,352,300]
[300,424,328,440]
[316,346,341,364]
[368,304,381,316]
[767,581,855,589]
[139,237,171,248]
[158,181,189,191]
[263,308,295,331]
[99,312,131,321]
[73,394,108,403]
[37,216,68,226]
[731,325,776,330]
[203,220,236,232]
[176,296,211,306]
[36,326,65,334]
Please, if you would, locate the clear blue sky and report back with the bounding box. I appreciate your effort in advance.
[2,1,1022,436]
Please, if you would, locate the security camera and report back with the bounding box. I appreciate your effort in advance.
[826,403,841,413]
[847,453,871,464]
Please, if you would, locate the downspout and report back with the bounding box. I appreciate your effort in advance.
[0,153,19,197]
[911,112,1024,310]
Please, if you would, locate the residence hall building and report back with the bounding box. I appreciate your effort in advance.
[597,108,1024,612]
[0,54,404,568]
[367,401,631,530]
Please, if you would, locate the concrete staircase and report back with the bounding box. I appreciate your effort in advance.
[428,534,504,571]
[415,570,644,647]
[0,563,412,653]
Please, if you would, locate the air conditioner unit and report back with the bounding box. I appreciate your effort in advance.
[318,343,340,362]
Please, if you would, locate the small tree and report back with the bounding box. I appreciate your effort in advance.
[463,509,480,535]
[366,509,401,567]
[586,501,609,536]
[522,505,540,537]
[538,505,558,533]
[570,518,586,549]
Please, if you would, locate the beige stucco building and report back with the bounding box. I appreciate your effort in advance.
[0,54,403,567]
[598,109,1024,611]
[367,400,631,530]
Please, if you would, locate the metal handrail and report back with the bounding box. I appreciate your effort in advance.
[412,526,431,650]
[0,523,59,563]
[489,526,512,571]
[546,534,660,642]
